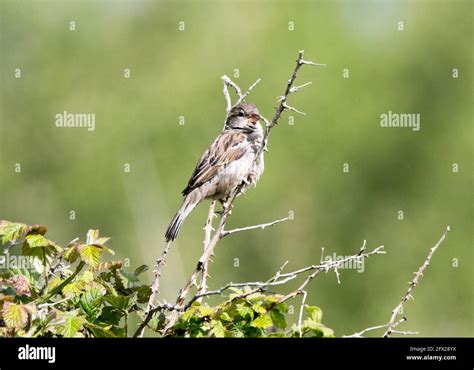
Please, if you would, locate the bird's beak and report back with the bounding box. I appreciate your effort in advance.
[249,112,261,123]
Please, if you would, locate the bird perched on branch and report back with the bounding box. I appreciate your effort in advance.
[165,103,265,242]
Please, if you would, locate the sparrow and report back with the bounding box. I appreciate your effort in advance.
[165,103,265,242]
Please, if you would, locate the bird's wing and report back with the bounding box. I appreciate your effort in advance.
[182,130,250,195]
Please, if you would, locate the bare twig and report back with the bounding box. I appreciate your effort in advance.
[197,201,216,300]
[297,291,308,337]
[282,103,306,115]
[138,240,172,337]
[222,78,233,113]
[221,215,290,238]
[221,75,243,100]
[343,318,415,338]
[235,78,261,107]
[276,244,386,305]
[383,226,450,337]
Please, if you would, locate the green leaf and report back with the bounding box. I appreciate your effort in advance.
[134,265,148,276]
[64,245,79,263]
[220,312,232,322]
[182,307,198,322]
[251,314,273,329]
[302,320,335,338]
[236,304,254,320]
[84,322,118,338]
[99,306,122,326]
[135,285,151,303]
[148,311,166,332]
[79,245,103,267]
[82,271,94,284]
[0,222,26,244]
[245,292,263,302]
[211,320,226,338]
[304,305,322,323]
[103,293,136,312]
[197,305,214,317]
[79,288,103,319]
[118,270,140,289]
[60,313,85,337]
[2,302,28,329]
[103,295,129,311]
[62,280,85,296]
[252,303,267,314]
[25,234,50,248]
[95,237,111,245]
[270,309,287,329]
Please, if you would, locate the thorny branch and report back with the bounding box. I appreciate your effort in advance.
[382,226,451,337]
[138,241,171,337]
[344,226,450,338]
[197,200,216,300]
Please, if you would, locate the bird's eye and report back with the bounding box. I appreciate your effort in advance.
[238,111,245,117]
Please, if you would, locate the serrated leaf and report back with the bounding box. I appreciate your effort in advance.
[304,305,322,323]
[95,237,111,245]
[60,314,85,337]
[62,280,85,296]
[220,312,232,322]
[82,271,94,284]
[78,245,102,267]
[103,293,136,312]
[264,294,285,304]
[236,304,254,320]
[134,265,148,276]
[79,288,103,319]
[2,302,28,329]
[211,320,226,338]
[10,274,31,297]
[64,245,79,263]
[98,244,115,255]
[250,314,273,329]
[182,307,197,322]
[135,285,151,303]
[118,270,139,289]
[197,305,214,317]
[302,320,335,338]
[99,306,122,326]
[245,292,263,302]
[25,234,50,248]
[251,304,267,314]
[270,309,287,329]
[1,222,26,244]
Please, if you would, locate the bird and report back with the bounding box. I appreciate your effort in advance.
[165,102,265,242]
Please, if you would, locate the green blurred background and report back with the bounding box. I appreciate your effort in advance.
[1,0,472,336]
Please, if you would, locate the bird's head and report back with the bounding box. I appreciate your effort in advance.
[225,103,262,131]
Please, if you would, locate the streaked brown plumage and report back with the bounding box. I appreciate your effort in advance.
[165,103,264,242]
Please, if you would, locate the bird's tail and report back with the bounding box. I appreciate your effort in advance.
[165,195,199,242]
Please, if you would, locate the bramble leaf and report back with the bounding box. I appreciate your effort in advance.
[251,314,273,329]
[79,245,102,267]
[2,302,28,329]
